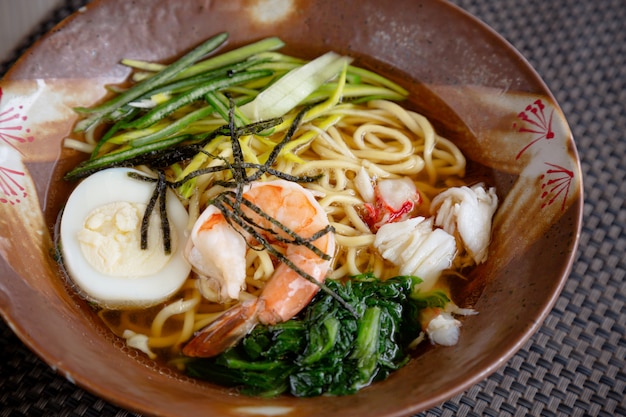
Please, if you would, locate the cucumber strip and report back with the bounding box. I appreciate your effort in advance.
[239,52,353,122]
[106,123,168,145]
[252,51,306,65]
[176,138,227,198]
[125,69,272,130]
[73,32,229,131]
[222,85,261,99]
[248,61,301,72]
[130,71,157,82]
[176,118,225,135]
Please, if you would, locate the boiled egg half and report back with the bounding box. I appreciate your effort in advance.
[60,167,191,309]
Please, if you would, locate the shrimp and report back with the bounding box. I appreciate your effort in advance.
[182,179,336,357]
[185,204,248,302]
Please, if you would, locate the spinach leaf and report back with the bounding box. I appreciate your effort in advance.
[184,274,445,397]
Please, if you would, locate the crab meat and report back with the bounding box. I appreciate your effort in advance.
[356,168,421,232]
[374,216,456,291]
[425,313,461,346]
[430,183,498,265]
[420,302,478,346]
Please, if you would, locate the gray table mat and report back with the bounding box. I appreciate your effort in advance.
[1,0,624,416]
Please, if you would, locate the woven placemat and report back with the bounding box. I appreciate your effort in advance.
[1,0,624,416]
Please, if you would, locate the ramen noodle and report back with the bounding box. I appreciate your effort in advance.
[59,33,498,392]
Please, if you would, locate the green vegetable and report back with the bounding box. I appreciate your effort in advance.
[68,35,407,181]
[126,37,285,82]
[184,274,449,397]
[239,51,353,122]
[124,69,272,135]
[74,32,229,131]
[64,118,282,181]
[64,134,192,181]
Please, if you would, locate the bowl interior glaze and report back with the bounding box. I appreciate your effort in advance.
[0,0,582,416]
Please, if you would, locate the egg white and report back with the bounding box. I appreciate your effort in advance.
[60,167,191,309]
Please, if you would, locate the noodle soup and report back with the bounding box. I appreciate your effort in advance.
[51,33,499,396]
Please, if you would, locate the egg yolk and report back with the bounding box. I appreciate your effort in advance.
[77,201,175,277]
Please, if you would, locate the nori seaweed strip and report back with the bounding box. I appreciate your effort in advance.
[183,102,317,189]
[150,117,282,169]
[172,163,321,188]
[157,170,172,254]
[140,174,162,251]
[129,170,171,253]
[226,96,247,210]
[64,134,191,181]
[246,104,312,183]
[64,117,283,181]
[223,191,333,261]
[127,171,158,183]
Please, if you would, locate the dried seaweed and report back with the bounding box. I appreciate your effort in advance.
[128,101,355,315]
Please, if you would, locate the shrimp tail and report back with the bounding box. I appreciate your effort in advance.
[182,298,261,358]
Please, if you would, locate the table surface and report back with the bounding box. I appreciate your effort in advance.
[1,0,624,416]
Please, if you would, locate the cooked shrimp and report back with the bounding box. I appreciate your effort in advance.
[185,204,248,301]
[182,179,335,357]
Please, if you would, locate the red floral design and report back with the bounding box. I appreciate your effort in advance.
[0,87,35,152]
[0,166,27,205]
[513,99,555,160]
[512,98,575,212]
[0,87,34,205]
[539,163,574,211]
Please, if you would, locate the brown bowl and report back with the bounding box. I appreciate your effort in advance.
[0,0,583,416]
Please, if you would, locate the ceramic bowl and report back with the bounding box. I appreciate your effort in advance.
[0,0,583,416]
